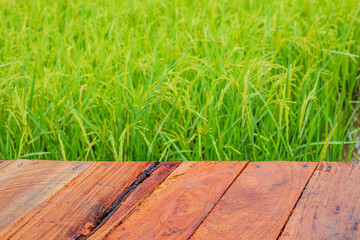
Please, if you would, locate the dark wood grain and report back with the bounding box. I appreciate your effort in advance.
[191,161,318,240]
[1,161,152,240]
[87,162,180,240]
[0,159,92,235]
[106,161,248,240]
[280,162,360,240]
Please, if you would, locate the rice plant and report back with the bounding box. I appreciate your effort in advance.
[0,0,359,161]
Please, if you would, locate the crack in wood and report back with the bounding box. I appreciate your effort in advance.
[75,162,161,240]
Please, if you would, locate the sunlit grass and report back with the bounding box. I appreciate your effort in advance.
[0,0,359,161]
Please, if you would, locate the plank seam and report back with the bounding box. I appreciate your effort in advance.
[96,162,183,240]
[76,161,176,240]
[275,162,320,240]
[2,160,94,239]
[187,161,249,240]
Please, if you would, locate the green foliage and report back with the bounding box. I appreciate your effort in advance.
[0,0,359,161]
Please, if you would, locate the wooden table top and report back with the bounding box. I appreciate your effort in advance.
[0,160,359,239]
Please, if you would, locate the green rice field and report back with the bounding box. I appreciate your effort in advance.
[0,0,359,161]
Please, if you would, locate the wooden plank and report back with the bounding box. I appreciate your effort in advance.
[191,161,318,240]
[0,159,92,235]
[1,161,176,240]
[0,160,13,171]
[105,161,248,240]
[280,162,360,240]
[87,162,180,240]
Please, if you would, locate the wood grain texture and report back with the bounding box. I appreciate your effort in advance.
[87,162,180,240]
[280,162,360,240]
[1,161,152,240]
[106,161,247,240]
[191,161,318,240]
[0,160,14,171]
[0,159,92,235]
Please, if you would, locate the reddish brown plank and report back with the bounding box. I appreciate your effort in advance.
[0,159,92,235]
[280,162,360,240]
[0,161,173,240]
[105,161,248,240]
[87,162,180,240]
[191,161,318,240]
